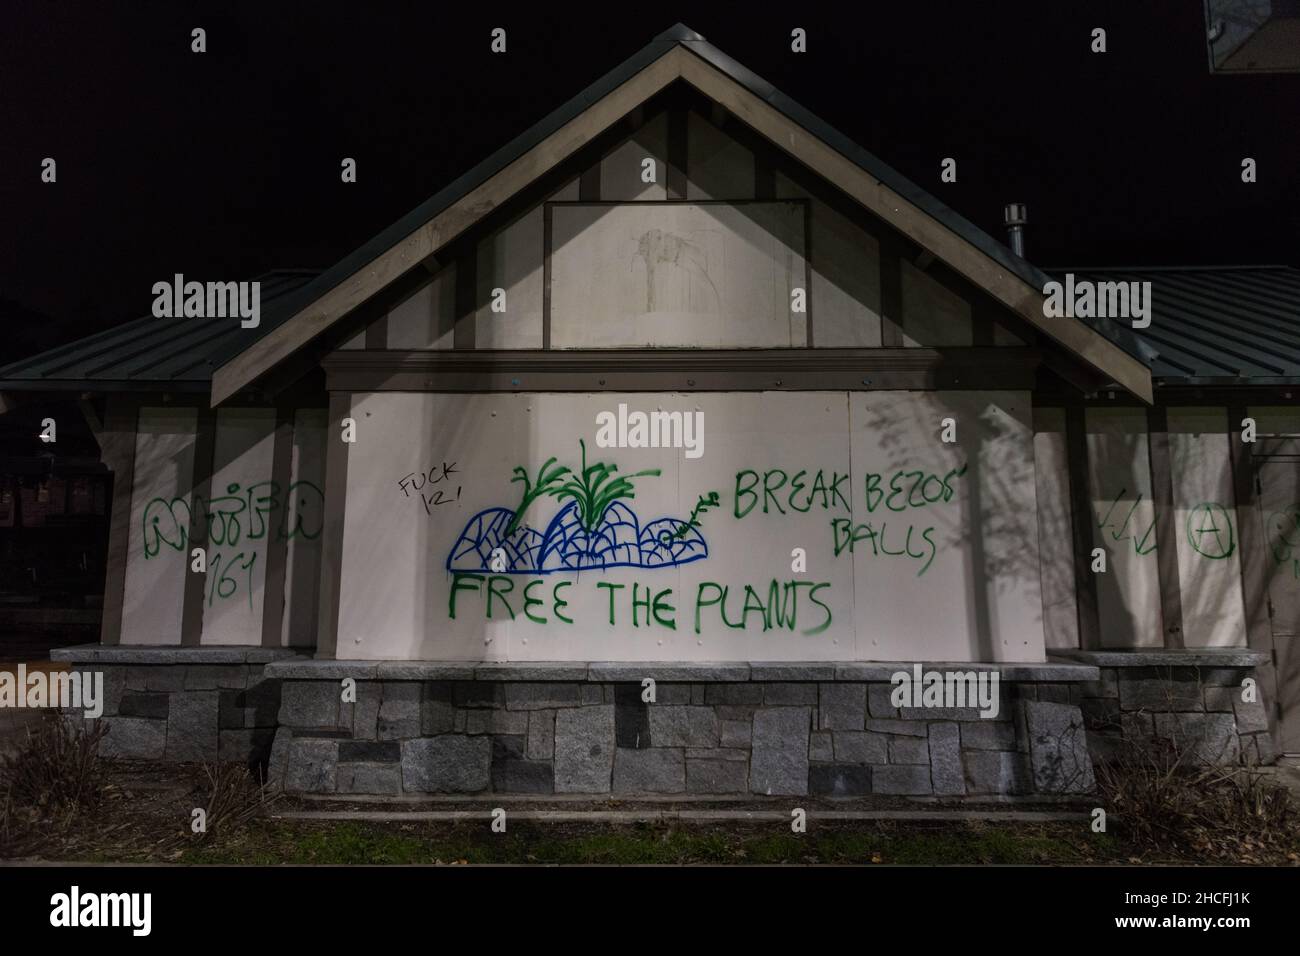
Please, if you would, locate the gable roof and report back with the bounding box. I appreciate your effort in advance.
[207,23,1156,405]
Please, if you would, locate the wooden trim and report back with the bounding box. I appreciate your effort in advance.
[754,151,775,200]
[321,347,1041,392]
[1065,406,1101,650]
[667,108,687,199]
[453,247,477,350]
[542,203,553,349]
[78,397,105,437]
[971,293,996,347]
[260,406,295,649]
[880,239,904,347]
[315,392,351,660]
[1146,406,1184,648]
[1229,405,1272,655]
[803,200,814,347]
[364,313,388,350]
[98,396,138,646]
[180,407,218,647]
[578,164,601,201]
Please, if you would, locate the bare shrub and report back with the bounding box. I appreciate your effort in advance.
[0,718,108,857]
[1095,732,1296,862]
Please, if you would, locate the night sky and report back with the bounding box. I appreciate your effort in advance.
[2,0,1298,363]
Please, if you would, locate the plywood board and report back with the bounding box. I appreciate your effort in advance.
[1168,408,1248,648]
[550,202,806,348]
[199,408,277,645]
[281,408,328,646]
[1033,407,1079,650]
[387,266,456,350]
[849,391,1043,662]
[121,407,197,645]
[1086,407,1162,647]
[336,390,1045,662]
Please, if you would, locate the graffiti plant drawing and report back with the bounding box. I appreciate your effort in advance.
[447,440,708,574]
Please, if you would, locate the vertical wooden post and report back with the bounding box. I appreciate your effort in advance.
[1147,405,1185,648]
[98,396,138,646]
[1066,406,1102,649]
[315,392,352,660]
[180,407,218,646]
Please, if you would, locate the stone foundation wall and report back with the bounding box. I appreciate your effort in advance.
[261,665,1099,798]
[53,647,298,766]
[55,649,1276,797]
[1057,650,1274,766]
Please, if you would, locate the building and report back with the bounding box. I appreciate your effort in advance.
[2,25,1295,798]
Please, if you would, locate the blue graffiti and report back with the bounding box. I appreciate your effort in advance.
[446,500,708,575]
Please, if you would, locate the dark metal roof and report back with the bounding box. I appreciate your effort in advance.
[1049,265,1300,386]
[0,270,319,391]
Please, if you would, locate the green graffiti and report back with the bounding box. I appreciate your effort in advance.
[502,439,660,536]
[693,579,832,636]
[141,479,322,609]
[142,479,323,560]
[448,573,574,624]
[207,551,257,610]
[733,468,851,519]
[864,464,967,514]
[505,456,570,537]
[1266,507,1300,578]
[672,490,720,540]
[831,518,939,576]
[1097,489,1157,556]
[1186,502,1235,559]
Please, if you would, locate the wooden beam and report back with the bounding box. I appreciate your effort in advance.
[315,392,351,660]
[1066,406,1102,650]
[578,164,601,201]
[880,239,904,347]
[321,347,1041,393]
[666,108,688,199]
[1229,406,1272,653]
[1147,406,1184,648]
[180,407,218,646]
[453,246,477,350]
[363,313,388,350]
[260,406,295,648]
[98,396,138,646]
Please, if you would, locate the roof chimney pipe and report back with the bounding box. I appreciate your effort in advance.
[1003,203,1027,257]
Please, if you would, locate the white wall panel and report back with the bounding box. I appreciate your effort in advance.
[337,390,1045,662]
[122,407,197,645]
[1168,408,1247,647]
[550,202,806,348]
[1086,408,1162,647]
[199,408,276,645]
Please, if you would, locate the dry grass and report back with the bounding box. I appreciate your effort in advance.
[0,717,109,856]
[1095,733,1299,864]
